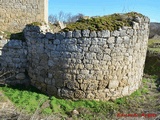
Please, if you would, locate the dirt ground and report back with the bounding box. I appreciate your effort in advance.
[114,74,160,120]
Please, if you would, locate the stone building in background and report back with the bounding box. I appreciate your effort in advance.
[0,0,48,32]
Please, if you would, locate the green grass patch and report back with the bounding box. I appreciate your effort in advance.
[114,97,127,104]
[0,86,48,113]
[0,86,118,117]
[42,108,53,114]
[50,96,118,114]
[62,12,143,32]
[114,86,149,105]
[147,39,160,53]
[2,31,12,39]
[0,31,25,40]
[148,39,160,47]
[148,48,160,53]
[0,76,154,119]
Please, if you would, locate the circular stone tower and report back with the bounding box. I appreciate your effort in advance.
[24,13,150,100]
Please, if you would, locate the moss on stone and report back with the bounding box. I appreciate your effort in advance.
[62,12,144,32]
[0,31,25,41]
[26,22,43,27]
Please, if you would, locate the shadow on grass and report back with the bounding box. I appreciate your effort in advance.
[0,82,45,96]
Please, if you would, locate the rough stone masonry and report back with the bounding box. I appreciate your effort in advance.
[0,0,48,32]
[22,15,150,101]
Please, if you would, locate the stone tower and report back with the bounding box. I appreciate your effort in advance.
[0,0,48,32]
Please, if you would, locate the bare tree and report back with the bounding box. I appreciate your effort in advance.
[48,11,84,24]
[58,11,66,22]
[66,13,73,23]
[48,14,58,24]
[69,13,84,23]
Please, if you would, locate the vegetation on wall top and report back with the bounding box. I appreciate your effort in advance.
[26,22,43,27]
[62,12,144,32]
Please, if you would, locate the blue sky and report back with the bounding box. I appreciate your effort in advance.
[48,0,160,22]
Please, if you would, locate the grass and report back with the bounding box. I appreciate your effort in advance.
[144,39,160,75]
[0,76,153,119]
[148,39,160,53]
[148,48,160,53]
[0,31,12,39]
[148,39,160,47]
[62,12,143,32]
[0,86,48,113]
[26,22,43,27]
[0,31,25,40]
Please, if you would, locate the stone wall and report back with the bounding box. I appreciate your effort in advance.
[0,0,48,32]
[0,39,28,85]
[23,16,150,100]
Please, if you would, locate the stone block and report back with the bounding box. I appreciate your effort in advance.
[82,30,90,37]
[45,78,52,85]
[47,85,58,96]
[111,30,120,37]
[127,29,134,36]
[56,32,65,40]
[86,92,95,99]
[107,37,115,44]
[61,88,75,98]
[120,30,127,37]
[66,45,78,52]
[89,45,101,53]
[46,32,55,39]
[91,38,98,44]
[97,31,102,37]
[123,36,130,43]
[133,22,139,29]
[97,38,106,45]
[85,64,93,69]
[108,80,119,89]
[90,31,97,38]
[85,52,96,60]
[73,30,81,38]
[61,38,77,44]
[53,39,60,45]
[66,80,79,90]
[80,70,89,75]
[74,90,85,99]
[122,86,129,96]
[101,30,110,37]
[87,81,98,91]
[116,37,123,44]
[103,54,111,60]
[66,31,72,38]
[16,73,26,80]
[133,16,141,23]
